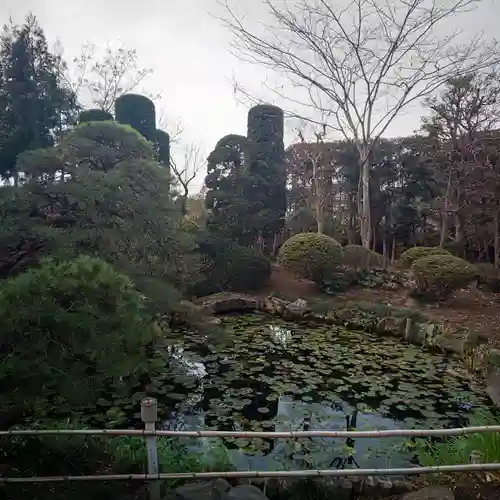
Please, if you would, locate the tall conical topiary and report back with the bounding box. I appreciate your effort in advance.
[78,109,114,124]
[115,94,156,142]
[246,104,286,242]
[155,129,170,169]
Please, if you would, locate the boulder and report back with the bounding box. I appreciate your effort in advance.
[285,298,309,318]
[224,485,270,500]
[401,486,454,500]
[176,481,225,500]
[261,295,289,316]
[486,368,500,406]
[376,316,407,337]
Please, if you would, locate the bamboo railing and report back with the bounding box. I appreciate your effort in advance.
[2,398,499,500]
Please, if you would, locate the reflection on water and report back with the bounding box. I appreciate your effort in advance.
[269,325,292,347]
[163,313,490,471]
[166,345,207,378]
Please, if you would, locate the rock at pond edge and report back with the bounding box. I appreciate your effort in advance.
[224,484,270,500]
[401,485,454,500]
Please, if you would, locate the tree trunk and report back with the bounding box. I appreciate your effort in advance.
[359,152,371,249]
[454,184,463,256]
[440,170,452,248]
[382,236,388,269]
[313,159,323,234]
[347,196,356,244]
[391,237,396,264]
[495,209,500,269]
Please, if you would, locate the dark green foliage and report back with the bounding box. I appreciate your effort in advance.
[475,262,500,292]
[155,129,170,168]
[418,410,500,467]
[59,120,155,172]
[246,104,286,241]
[278,232,343,283]
[0,256,155,420]
[115,93,156,142]
[0,141,190,304]
[78,108,114,123]
[343,244,384,270]
[321,268,398,295]
[0,15,77,180]
[400,246,451,268]
[411,254,476,301]
[205,134,257,244]
[191,233,271,296]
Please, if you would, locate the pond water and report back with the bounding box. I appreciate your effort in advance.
[163,312,490,471]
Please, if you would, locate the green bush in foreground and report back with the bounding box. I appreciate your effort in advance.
[0,256,155,420]
[342,244,384,270]
[411,254,476,301]
[400,246,451,268]
[278,232,343,283]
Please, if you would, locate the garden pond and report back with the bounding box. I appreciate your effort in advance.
[161,312,491,471]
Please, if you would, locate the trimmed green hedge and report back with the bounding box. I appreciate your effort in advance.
[278,232,343,283]
[411,254,476,301]
[343,244,384,270]
[400,246,451,268]
[191,233,271,296]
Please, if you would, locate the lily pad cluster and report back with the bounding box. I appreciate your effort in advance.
[165,314,490,468]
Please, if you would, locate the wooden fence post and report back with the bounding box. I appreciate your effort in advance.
[141,397,160,500]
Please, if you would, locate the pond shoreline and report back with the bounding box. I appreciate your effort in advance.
[197,292,482,357]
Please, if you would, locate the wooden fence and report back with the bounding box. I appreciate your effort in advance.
[2,397,500,500]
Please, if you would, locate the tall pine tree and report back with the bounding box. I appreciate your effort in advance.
[0,14,77,182]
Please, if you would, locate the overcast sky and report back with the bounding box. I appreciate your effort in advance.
[0,0,498,191]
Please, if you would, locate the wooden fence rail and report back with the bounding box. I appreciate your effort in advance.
[1,398,498,500]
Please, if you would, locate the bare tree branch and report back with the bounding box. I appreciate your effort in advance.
[170,142,206,203]
[65,41,159,112]
[217,0,500,247]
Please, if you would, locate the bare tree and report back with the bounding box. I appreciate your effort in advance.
[220,0,500,248]
[170,142,206,213]
[288,124,336,234]
[66,42,157,112]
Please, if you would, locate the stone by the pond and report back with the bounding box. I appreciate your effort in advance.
[391,479,414,494]
[213,479,232,495]
[175,482,221,500]
[224,485,270,500]
[285,298,309,317]
[486,368,500,406]
[334,477,353,500]
[401,485,454,500]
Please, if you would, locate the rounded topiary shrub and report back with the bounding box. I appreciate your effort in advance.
[411,254,476,301]
[278,232,343,283]
[343,244,384,270]
[191,233,271,295]
[400,246,451,268]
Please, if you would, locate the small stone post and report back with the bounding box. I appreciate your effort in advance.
[404,318,413,342]
[141,397,160,500]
